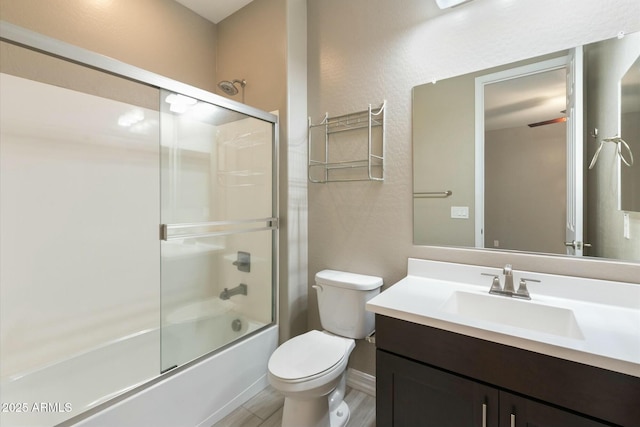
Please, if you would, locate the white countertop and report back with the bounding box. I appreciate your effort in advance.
[366,258,640,377]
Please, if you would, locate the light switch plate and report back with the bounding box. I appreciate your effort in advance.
[451,206,469,219]
[623,212,630,239]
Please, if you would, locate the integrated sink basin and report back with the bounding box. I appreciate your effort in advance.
[440,291,584,340]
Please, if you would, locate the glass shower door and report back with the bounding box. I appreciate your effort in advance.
[159,90,276,372]
[0,41,161,426]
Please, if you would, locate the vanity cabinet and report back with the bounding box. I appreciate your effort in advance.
[375,315,640,427]
[378,350,609,427]
[377,350,499,426]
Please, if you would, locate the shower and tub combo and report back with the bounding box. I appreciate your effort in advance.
[0,22,278,427]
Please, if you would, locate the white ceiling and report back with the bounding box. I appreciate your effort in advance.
[174,0,254,23]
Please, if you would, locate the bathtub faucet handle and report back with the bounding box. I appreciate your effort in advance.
[232,251,251,272]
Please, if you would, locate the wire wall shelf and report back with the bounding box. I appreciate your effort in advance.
[308,101,386,183]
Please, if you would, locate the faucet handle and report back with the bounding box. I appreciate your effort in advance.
[481,273,502,293]
[516,278,540,300]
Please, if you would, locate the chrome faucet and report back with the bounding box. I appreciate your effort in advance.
[220,283,248,300]
[482,264,539,300]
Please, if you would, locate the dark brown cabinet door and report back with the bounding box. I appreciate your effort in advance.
[377,350,500,427]
[499,392,612,427]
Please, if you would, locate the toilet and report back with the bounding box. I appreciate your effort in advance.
[268,270,383,427]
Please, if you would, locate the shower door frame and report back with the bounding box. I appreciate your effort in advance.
[0,19,279,425]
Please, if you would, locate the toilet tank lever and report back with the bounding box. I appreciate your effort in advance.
[312,284,323,293]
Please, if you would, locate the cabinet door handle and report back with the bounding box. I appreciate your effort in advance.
[510,413,516,427]
[482,403,487,427]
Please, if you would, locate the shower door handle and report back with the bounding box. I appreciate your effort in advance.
[160,217,278,241]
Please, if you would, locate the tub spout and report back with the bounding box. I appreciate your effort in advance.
[220,283,248,300]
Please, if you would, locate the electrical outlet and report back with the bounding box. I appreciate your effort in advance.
[493,240,500,247]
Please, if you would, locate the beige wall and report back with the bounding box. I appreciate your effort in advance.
[0,0,218,92]
[308,0,640,375]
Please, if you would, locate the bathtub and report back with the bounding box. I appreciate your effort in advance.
[0,308,277,427]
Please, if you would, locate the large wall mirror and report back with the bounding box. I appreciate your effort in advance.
[413,31,640,263]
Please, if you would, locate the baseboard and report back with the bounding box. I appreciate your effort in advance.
[346,368,376,397]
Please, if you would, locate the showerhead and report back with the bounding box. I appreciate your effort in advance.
[217,79,246,97]
[218,81,238,95]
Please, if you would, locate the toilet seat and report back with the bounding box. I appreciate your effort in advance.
[268,330,350,383]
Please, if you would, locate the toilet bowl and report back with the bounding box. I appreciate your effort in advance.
[268,330,355,427]
[268,270,383,427]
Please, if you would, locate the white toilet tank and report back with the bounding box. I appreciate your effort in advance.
[314,270,383,339]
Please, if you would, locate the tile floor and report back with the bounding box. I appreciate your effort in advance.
[211,386,375,427]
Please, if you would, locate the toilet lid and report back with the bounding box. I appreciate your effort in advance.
[268,330,348,381]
